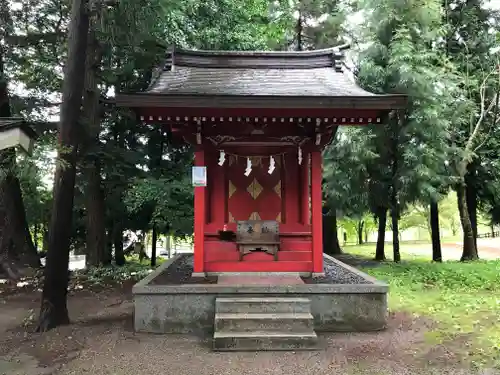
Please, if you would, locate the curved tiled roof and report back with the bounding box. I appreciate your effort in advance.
[115,46,407,110]
[146,46,373,97]
[147,66,376,97]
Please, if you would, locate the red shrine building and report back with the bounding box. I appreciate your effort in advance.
[116,47,406,276]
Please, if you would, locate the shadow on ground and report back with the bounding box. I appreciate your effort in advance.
[0,260,498,375]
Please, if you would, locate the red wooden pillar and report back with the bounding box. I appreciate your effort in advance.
[194,150,206,274]
[301,152,310,225]
[310,150,323,274]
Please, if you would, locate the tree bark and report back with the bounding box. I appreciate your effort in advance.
[357,220,364,245]
[1,175,40,266]
[391,207,401,262]
[37,0,90,332]
[323,214,342,255]
[430,200,442,262]
[166,234,171,258]
[99,221,112,265]
[82,26,106,267]
[296,13,303,51]
[103,225,113,265]
[0,176,18,279]
[456,182,478,261]
[151,224,157,267]
[375,209,387,261]
[0,36,40,273]
[84,157,106,266]
[113,223,125,266]
[390,117,401,263]
[465,170,478,251]
[33,225,38,251]
[42,227,49,252]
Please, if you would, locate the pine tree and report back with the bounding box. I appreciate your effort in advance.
[37,0,90,331]
[442,0,500,260]
[356,0,454,262]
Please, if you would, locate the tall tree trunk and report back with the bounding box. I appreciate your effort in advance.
[33,225,38,251]
[390,119,401,263]
[430,200,442,262]
[456,182,478,261]
[84,157,106,266]
[42,227,49,252]
[323,214,342,255]
[357,220,364,245]
[0,175,18,279]
[82,26,106,267]
[151,224,157,267]
[0,37,40,273]
[104,225,113,265]
[37,0,90,332]
[99,219,112,266]
[391,208,401,262]
[2,175,40,266]
[296,12,303,51]
[491,223,495,238]
[465,170,478,251]
[375,209,387,261]
[113,223,125,266]
[166,233,171,258]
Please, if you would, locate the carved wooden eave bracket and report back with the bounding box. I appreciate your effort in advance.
[279,136,310,147]
[206,135,238,146]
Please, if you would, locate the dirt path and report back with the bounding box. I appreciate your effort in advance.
[386,240,500,261]
[0,285,498,375]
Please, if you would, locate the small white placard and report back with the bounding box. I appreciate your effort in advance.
[192,166,207,187]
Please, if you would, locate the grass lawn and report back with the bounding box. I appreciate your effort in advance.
[342,243,500,368]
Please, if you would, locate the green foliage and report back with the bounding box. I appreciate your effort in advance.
[124,176,194,236]
[76,260,159,284]
[357,0,454,207]
[16,135,55,228]
[343,241,500,366]
[398,204,429,232]
[363,259,500,366]
[323,128,374,218]
[5,0,500,260]
[370,260,500,292]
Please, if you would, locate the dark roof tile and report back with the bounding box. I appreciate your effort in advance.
[148,66,375,97]
[145,46,377,97]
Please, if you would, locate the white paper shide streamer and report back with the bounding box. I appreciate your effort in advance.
[244,157,252,176]
[298,147,303,165]
[218,150,226,166]
[268,155,275,174]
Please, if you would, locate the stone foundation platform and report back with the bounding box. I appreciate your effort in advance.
[133,254,389,334]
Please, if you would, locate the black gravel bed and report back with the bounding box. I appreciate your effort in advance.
[302,257,370,284]
[333,253,384,268]
[149,254,218,285]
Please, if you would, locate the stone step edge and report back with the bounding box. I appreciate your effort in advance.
[216,297,311,304]
[215,312,313,320]
[214,331,318,338]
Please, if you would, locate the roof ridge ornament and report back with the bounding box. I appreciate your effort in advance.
[156,45,352,70]
[165,45,176,71]
[332,50,345,73]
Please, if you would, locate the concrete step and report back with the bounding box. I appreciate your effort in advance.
[216,297,311,314]
[215,312,314,332]
[213,331,319,351]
